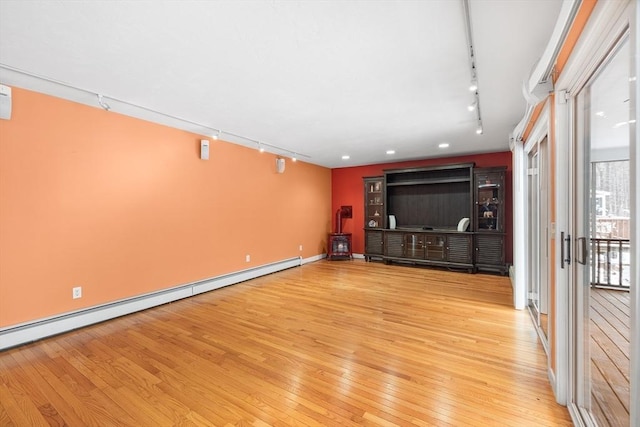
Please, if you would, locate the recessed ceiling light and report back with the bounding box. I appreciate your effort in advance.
[612,120,635,129]
[439,143,450,148]
[595,111,605,117]
[386,150,395,155]
[341,155,350,160]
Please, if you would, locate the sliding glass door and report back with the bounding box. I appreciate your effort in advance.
[527,137,550,346]
[570,33,631,427]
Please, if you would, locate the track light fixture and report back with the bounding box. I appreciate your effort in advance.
[462,0,483,136]
[251,140,305,160]
[0,63,311,160]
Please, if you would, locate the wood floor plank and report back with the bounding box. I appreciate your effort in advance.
[0,382,49,427]
[591,290,630,340]
[590,288,631,427]
[591,359,629,427]
[0,260,571,426]
[591,299,630,347]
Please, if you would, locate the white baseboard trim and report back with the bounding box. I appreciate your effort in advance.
[548,365,560,403]
[0,256,303,351]
[300,253,326,265]
[352,253,365,259]
[509,264,515,287]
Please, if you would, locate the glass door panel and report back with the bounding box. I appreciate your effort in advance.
[572,34,630,427]
[365,177,384,229]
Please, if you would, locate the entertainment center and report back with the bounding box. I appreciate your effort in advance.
[364,163,508,274]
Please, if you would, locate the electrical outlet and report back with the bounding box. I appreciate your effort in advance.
[299,245,303,251]
[245,254,250,262]
[72,286,82,299]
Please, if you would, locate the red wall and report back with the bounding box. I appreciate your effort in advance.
[331,152,513,264]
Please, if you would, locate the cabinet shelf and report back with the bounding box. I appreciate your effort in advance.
[364,177,385,236]
[386,177,471,186]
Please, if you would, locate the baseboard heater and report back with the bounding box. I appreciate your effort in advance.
[0,256,306,351]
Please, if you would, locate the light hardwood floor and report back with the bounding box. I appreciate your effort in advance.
[591,288,630,427]
[0,260,572,426]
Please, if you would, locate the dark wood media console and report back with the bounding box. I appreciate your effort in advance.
[364,164,508,274]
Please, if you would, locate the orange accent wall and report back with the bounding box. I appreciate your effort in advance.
[522,103,545,141]
[331,152,513,263]
[554,0,598,79]
[0,87,331,328]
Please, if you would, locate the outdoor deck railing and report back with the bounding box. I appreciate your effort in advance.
[591,238,631,289]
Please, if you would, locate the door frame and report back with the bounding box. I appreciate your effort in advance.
[631,4,639,427]
[524,103,552,358]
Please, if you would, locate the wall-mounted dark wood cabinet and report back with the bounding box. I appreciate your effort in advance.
[475,167,505,232]
[364,176,385,229]
[362,164,508,274]
[474,167,508,274]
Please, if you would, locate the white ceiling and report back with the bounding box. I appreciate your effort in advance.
[0,0,563,168]
[591,36,631,151]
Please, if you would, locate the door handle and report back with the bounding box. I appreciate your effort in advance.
[576,237,588,265]
[561,231,565,268]
[561,232,571,268]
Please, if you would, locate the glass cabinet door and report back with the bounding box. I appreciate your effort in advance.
[364,177,384,228]
[403,233,424,259]
[475,170,505,232]
[425,234,446,260]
